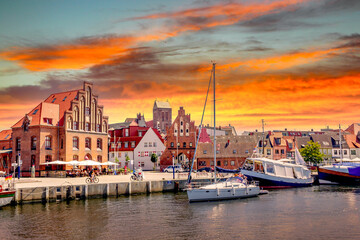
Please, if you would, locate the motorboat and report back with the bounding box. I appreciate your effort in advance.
[241,157,313,188]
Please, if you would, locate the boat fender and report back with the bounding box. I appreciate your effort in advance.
[0,185,2,192]
[216,187,219,196]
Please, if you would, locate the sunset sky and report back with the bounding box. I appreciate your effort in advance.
[0,0,360,133]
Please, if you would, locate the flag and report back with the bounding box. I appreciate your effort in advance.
[225,139,230,148]
[253,148,257,153]
[5,175,12,181]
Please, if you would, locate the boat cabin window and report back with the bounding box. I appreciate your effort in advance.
[266,163,275,174]
[243,160,253,170]
[254,161,264,173]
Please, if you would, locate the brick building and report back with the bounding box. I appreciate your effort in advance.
[196,135,257,170]
[153,100,172,134]
[160,107,197,170]
[11,82,109,176]
[0,129,12,173]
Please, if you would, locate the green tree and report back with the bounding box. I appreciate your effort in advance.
[151,153,158,171]
[299,141,325,165]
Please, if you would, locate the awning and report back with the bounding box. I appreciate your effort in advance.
[0,149,12,154]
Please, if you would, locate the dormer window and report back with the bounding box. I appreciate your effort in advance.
[63,96,67,101]
[44,118,53,125]
[33,109,38,115]
[52,98,56,103]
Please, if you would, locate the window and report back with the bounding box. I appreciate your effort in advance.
[281,149,284,154]
[97,155,102,162]
[230,161,235,166]
[45,136,52,150]
[85,122,90,131]
[189,142,193,147]
[170,142,174,147]
[61,139,63,149]
[216,150,220,154]
[199,161,206,166]
[73,155,79,161]
[183,142,186,148]
[203,150,207,154]
[233,150,237,154]
[67,117,73,129]
[73,137,79,149]
[344,150,347,155]
[138,131,142,137]
[144,142,148,147]
[334,150,338,155]
[131,141,135,148]
[275,149,279,154]
[177,142,180,147]
[154,142,157,147]
[51,98,56,103]
[31,155,36,166]
[245,150,249,154]
[141,162,145,167]
[149,142,152,147]
[96,124,100,132]
[31,136,37,150]
[125,129,129,137]
[85,138,91,149]
[33,109,38,115]
[351,150,356,155]
[141,152,144,157]
[289,143,293,149]
[97,139,102,150]
[267,149,271,155]
[124,142,128,148]
[44,118,53,125]
[224,161,228,166]
[45,155,52,162]
[85,107,90,115]
[63,96,67,101]
[16,138,21,151]
[217,161,221,166]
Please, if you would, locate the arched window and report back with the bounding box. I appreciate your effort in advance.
[45,155,52,162]
[183,142,186,148]
[80,97,85,130]
[186,123,189,136]
[67,116,73,129]
[85,153,92,160]
[97,109,102,132]
[45,136,52,150]
[87,86,92,106]
[31,155,36,166]
[97,138,102,150]
[16,137,21,151]
[91,99,96,131]
[102,120,107,133]
[85,137,91,149]
[31,136,37,150]
[73,137,79,149]
[73,155,79,161]
[73,106,79,130]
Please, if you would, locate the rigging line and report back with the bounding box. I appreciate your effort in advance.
[187,66,214,184]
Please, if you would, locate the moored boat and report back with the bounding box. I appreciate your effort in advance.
[0,189,16,207]
[318,163,360,185]
[186,63,260,202]
[241,157,313,188]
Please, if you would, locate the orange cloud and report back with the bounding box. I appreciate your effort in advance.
[0,0,312,72]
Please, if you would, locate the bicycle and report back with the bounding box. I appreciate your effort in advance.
[85,176,99,184]
[130,171,143,181]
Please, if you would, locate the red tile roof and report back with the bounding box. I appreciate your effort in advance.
[0,129,12,141]
[12,89,79,128]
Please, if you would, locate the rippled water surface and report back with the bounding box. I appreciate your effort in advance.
[1,185,360,240]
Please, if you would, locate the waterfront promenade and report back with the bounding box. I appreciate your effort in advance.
[12,172,197,189]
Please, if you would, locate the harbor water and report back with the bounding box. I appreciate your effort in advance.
[1,185,360,240]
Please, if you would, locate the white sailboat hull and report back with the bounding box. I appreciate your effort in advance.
[187,182,260,202]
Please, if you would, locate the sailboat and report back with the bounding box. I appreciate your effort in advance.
[318,125,360,184]
[186,63,260,202]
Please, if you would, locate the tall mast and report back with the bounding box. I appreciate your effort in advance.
[339,124,343,164]
[213,63,217,183]
[262,119,265,157]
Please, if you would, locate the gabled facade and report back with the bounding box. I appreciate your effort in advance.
[11,82,109,176]
[160,107,197,170]
[108,124,165,170]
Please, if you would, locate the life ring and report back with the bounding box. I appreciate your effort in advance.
[0,185,2,192]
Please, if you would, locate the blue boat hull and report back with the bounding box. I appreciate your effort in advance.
[318,168,360,185]
[245,175,312,189]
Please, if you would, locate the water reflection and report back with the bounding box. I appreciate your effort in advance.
[1,186,360,240]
